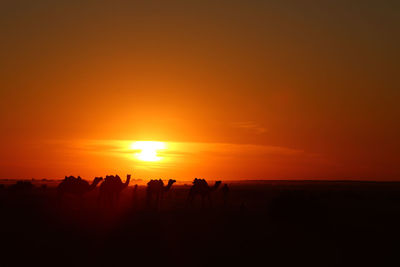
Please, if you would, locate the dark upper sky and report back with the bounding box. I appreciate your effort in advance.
[1,1,399,179]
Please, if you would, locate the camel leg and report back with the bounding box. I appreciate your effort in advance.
[155,193,160,211]
[187,194,195,208]
[107,194,112,208]
[97,192,103,208]
[186,194,191,207]
[223,195,227,208]
[146,192,152,208]
[79,195,84,210]
[115,192,121,207]
[112,193,118,209]
[57,192,63,207]
[111,193,116,208]
[110,194,114,208]
[132,187,137,203]
[159,192,164,210]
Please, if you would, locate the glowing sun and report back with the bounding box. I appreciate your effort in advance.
[131,141,166,162]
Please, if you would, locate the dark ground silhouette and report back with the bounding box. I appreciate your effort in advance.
[0,180,400,267]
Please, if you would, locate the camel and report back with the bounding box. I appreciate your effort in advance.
[9,180,34,191]
[132,184,139,205]
[146,179,176,209]
[98,174,131,208]
[221,184,230,207]
[187,178,222,208]
[57,176,103,205]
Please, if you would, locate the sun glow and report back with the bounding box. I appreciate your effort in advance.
[131,141,166,162]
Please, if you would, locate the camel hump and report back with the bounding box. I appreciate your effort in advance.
[222,184,229,191]
[115,175,122,183]
[74,177,89,187]
[193,178,201,185]
[61,176,90,188]
[64,176,76,181]
[194,178,208,187]
[104,175,114,183]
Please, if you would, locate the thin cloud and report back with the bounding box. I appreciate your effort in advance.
[52,139,318,164]
[231,121,267,134]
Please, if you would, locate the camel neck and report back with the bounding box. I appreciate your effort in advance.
[88,180,99,191]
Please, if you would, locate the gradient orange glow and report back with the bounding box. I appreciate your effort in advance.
[0,1,399,180]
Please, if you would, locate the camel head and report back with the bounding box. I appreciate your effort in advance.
[193,178,202,186]
[93,177,103,185]
[104,175,113,182]
[64,176,76,181]
[122,174,131,188]
[147,179,157,188]
[91,177,103,189]
[84,177,103,191]
[213,181,222,190]
[165,179,176,190]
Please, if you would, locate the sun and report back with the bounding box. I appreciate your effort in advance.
[131,141,166,162]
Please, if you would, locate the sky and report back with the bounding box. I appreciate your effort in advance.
[1,0,399,180]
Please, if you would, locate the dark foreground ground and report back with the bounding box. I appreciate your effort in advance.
[1,180,400,267]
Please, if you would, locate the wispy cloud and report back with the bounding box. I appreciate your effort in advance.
[51,139,306,159]
[231,121,267,134]
[39,139,326,179]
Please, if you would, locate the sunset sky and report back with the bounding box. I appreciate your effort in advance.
[1,1,399,180]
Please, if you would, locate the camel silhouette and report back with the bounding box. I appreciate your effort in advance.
[146,179,176,209]
[98,174,131,208]
[57,176,103,205]
[132,184,139,205]
[9,180,34,191]
[221,183,230,207]
[187,178,222,208]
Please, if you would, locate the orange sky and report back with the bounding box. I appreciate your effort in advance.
[1,1,399,180]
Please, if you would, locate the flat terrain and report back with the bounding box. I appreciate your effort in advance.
[1,180,400,267]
